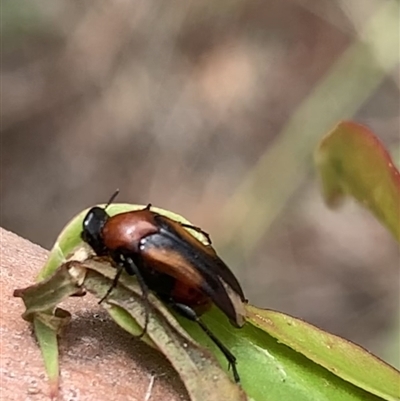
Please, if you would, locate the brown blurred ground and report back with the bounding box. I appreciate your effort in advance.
[1,0,399,370]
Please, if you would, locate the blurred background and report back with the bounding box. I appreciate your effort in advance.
[2,0,399,367]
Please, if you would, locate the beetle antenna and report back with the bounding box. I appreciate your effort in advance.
[105,189,120,210]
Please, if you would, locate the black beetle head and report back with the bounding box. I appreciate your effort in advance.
[81,189,120,255]
[81,206,109,255]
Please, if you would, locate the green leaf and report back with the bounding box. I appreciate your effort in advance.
[246,305,400,401]
[315,121,400,241]
[14,263,84,321]
[33,319,60,398]
[178,306,397,401]
[14,263,86,398]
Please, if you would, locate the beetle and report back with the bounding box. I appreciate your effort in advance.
[81,190,247,382]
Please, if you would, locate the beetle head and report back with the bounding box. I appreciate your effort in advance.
[81,189,119,255]
[81,206,109,255]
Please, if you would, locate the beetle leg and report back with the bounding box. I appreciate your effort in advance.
[98,264,124,304]
[179,224,212,245]
[98,256,150,339]
[122,256,151,339]
[171,302,240,383]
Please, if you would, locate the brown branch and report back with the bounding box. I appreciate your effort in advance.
[0,228,188,400]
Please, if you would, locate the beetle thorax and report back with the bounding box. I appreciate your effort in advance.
[102,211,159,252]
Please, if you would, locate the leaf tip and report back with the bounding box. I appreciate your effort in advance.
[48,378,60,400]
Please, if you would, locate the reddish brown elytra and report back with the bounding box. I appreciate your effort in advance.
[81,190,247,382]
